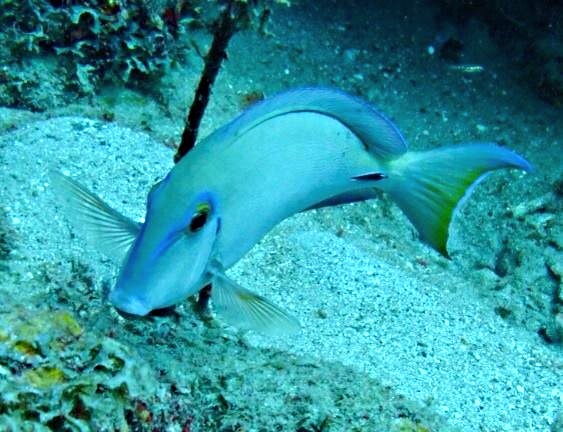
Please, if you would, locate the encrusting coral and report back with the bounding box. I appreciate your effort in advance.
[0,306,158,430]
[0,0,290,111]
[0,0,200,109]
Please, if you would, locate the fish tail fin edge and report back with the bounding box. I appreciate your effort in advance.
[382,142,532,257]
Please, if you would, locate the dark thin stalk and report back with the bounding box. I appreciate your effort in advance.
[174,2,239,163]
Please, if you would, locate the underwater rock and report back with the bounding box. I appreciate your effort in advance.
[0,306,158,430]
[25,365,67,389]
[553,313,563,343]
[0,0,292,104]
[530,36,563,106]
[432,0,563,105]
[0,299,456,431]
[438,37,463,63]
[391,418,431,432]
[0,57,67,112]
[553,410,563,432]
[510,193,551,219]
[0,0,196,101]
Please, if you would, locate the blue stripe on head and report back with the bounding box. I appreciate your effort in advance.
[146,172,173,212]
[149,190,219,262]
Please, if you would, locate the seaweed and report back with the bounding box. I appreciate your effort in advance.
[0,0,201,108]
[0,307,157,430]
[0,0,290,111]
[0,304,450,431]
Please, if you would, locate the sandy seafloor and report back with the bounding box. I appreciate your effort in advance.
[1,1,562,431]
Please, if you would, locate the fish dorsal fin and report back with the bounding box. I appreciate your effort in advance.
[50,171,141,260]
[210,87,408,160]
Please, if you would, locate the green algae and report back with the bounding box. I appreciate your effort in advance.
[0,300,455,431]
[25,366,66,389]
[12,340,42,357]
[392,418,432,432]
[52,311,83,338]
[0,306,157,431]
[0,0,290,111]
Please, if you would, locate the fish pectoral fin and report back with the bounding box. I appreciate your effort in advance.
[50,171,141,260]
[210,271,300,336]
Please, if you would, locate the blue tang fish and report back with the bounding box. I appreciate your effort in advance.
[53,87,532,334]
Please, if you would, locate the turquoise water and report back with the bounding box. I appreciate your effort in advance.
[0,1,561,431]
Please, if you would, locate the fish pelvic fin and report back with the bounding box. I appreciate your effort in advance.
[210,269,300,336]
[50,171,141,260]
[382,143,532,257]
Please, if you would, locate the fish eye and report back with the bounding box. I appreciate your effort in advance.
[189,203,211,232]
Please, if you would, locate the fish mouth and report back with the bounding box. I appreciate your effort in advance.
[109,290,151,317]
[114,305,178,320]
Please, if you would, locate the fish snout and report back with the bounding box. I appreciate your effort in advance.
[109,290,151,317]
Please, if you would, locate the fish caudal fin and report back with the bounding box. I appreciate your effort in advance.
[50,171,141,260]
[210,270,300,336]
[383,143,532,257]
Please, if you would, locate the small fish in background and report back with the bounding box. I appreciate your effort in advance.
[448,64,485,74]
[52,87,532,335]
[426,32,485,75]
